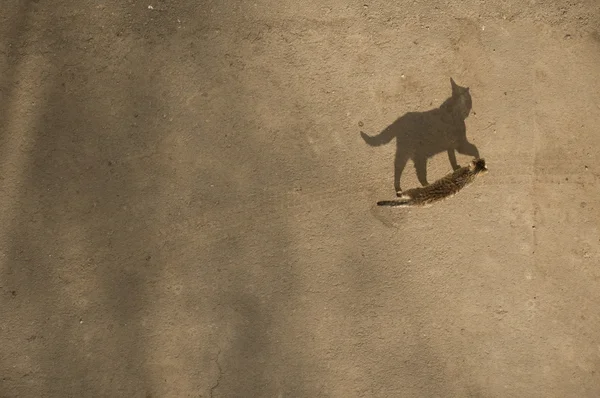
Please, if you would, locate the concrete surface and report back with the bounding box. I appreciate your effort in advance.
[1,0,600,397]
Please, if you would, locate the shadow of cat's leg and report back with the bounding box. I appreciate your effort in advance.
[457,140,480,158]
[447,149,460,170]
[394,152,409,196]
[414,153,429,187]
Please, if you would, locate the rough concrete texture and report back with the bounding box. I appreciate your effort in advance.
[1,0,600,397]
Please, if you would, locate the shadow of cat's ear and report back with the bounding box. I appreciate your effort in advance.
[450,77,463,95]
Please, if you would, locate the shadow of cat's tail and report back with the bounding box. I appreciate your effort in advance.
[360,125,395,147]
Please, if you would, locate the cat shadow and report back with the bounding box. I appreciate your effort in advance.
[360,77,479,196]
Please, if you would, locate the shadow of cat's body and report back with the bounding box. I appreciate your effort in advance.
[361,78,479,196]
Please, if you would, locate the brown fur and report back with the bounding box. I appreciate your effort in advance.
[377,158,488,207]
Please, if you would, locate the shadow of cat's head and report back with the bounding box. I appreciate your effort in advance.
[449,77,472,119]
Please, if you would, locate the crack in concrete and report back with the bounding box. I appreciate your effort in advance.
[209,347,222,398]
